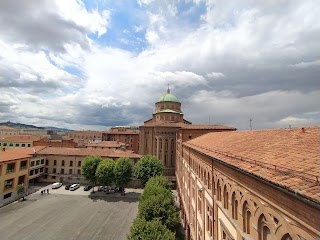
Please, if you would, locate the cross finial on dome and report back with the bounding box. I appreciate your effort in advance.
[167,84,170,94]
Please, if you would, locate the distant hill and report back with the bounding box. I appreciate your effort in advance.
[0,121,72,132]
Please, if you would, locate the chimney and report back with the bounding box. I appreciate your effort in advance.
[301,127,305,133]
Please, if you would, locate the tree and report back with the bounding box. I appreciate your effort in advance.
[17,184,25,201]
[96,159,115,187]
[140,184,173,203]
[134,155,164,187]
[81,156,102,192]
[114,157,133,194]
[138,191,180,231]
[145,176,173,190]
[127,218,175,240]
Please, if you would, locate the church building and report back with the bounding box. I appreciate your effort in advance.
[139,88,236,182]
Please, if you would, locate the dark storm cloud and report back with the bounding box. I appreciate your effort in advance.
[0,0,90,53]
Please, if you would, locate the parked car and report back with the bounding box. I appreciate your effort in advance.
[70,184,80,191]
[98,186,105,191]
[51,182,62,189]
[84,185,93,191]
[65,184,72,190]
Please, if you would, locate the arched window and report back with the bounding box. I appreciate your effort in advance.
[207,172,211,190]
[53,160,57,166]
[232,192,238,220]
[281,234,293,240]
[258,214,271,240]
[223,185,229,209]
[217,180,221,201]
[62,160,65,166]
[243,201,251,234]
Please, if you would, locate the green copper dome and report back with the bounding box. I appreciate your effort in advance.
[156,88,180,103]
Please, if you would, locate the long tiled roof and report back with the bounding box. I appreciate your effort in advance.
[181,124,236,130]
[185,127,320,203]
[35,147,141,158]
[0,146,46,162]
[86,141,125,147]
[0,135,44,142]
[142,121,189,127]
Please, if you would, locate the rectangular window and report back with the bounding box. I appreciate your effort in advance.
[77,169,81,175]
[4,179,14,190]
[15,143,19,147]
[41,159,44,164]
[69,169,73,174]
[30,170,34,175]
[3,143,7,146]
[27,144,31,147]
[61,168,64,174]
[36,160,40,165]
[35,169,39,174]
[21,144,25,147]
[31,161,35,167]
[6,163,15,173]
[45,168,48,173]
[18,175,26,185]
[20,160,27,170]
[53,168,56,174]
[45,160,48,165]
[9,143,13,147]
[3,192,12,199]
[52,176,56,179]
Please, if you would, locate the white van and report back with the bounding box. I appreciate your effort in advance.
[51,182,63,189]
[69,184,80,191]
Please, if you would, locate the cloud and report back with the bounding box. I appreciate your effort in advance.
[0,0,319,130]
[0,0,110,53]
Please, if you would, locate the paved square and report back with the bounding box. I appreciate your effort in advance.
[0,186,140,240]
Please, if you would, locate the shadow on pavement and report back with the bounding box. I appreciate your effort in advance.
[88,192,141,203]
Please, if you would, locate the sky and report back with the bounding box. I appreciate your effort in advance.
[0,0,319,131]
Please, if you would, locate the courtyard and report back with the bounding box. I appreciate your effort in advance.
[0,185,141,240]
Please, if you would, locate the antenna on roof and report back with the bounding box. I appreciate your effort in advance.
[250,118,253,130]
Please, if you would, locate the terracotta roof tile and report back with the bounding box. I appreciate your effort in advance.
[185,127,320,203]
[181,124,236,130]
[35,147,141,159]
[0,135,44,142]
[0,146,46,162]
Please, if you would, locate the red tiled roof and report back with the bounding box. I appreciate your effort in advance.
[0,146,47,162]
[86,141,125,147]
[0,135,44,142]
[103,130,139,135]
[35,147,141,158]
[142,121,189,127]
[181,124,236,130]
[185,127,320,203]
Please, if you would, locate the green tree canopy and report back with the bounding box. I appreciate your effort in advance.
[114,157,133,191]
[96,158,115,186]
[138,192,180,231]
[127,218,175,240]
[145,176,173,190]
[81,156,102,187]
[134,155,164,187]
[140,185,173,203]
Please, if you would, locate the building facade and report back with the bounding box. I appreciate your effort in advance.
[0,126,20,135]
[35,147,141,185]
[0,135,44,149]
[102,127,139,153]
[139,88,236,181]
[176,127,320,240]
